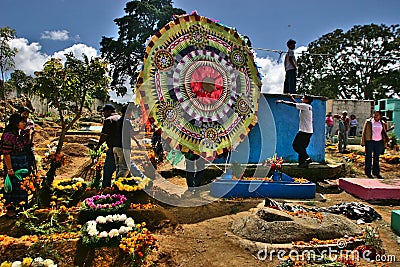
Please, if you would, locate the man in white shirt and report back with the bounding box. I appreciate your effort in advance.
[283,39,297,94]
[276,94,313,168]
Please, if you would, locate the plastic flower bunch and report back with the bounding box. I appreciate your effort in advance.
[262,153,284,171]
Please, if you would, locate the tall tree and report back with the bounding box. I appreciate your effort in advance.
[100,0,185,96]
[34,53,110,205]
[0,27,17,120]
[6,70,35,97]
[297,24,400,100]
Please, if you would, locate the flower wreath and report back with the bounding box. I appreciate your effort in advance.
[81,214,137,247]
[52,177,86,194]
[113,176,152,192]
[80,193,128,215]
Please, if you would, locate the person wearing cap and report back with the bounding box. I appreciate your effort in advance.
[113,104,144,179]
[1,113,30,217]
[18,106,36,173]
[283,39,297,94]
[95,104,121,188]
[334,111,350,153]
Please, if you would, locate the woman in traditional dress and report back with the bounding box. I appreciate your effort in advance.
[1,113,30,217]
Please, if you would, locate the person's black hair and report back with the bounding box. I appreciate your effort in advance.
[121,104,128,115]
[287,39,296,47]
[4,113,24,134]
[304,95,313,104]
[17,106,33,114]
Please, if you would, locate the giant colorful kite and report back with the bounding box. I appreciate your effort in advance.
[136,13,261,158]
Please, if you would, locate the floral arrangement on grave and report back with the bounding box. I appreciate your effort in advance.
[355,225,384,260]
[113,177,152,192]
[0,257,57,267]
[81,214,138,247]
[52,177,86,195]
[119,223,159,267]
[262,154,284,181]
[80,194,129,215]
[262,154,284,172]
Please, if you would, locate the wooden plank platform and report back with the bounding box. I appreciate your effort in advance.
[338,178,400,200]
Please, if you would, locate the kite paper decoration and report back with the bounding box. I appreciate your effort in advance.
[136,13,261,158]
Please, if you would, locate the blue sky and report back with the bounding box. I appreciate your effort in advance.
[1,0,399,98]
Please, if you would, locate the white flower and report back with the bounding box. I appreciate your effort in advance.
[106,215,113,222]
[119,214,127,221]
[32,258,44,267]
[118,226,129,234]
[108,229,119,238]
[43,259,55,267]
[72,177,84,183]
[125,218,135,228]
[86,220,96,227]
[112,214,119,221]
[87,227,99,236]
[99,231,108,238]
[11,261,22,267]
[96,216,106,224]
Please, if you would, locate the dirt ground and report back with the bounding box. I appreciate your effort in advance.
[2,127,400,266]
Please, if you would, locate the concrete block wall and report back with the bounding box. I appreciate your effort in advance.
[227,94,326,164]
[375,99,400,139]
[326,99,374,137]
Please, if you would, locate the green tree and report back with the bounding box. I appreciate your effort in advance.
[6,70,35,97]
[100,0,185,96]
[34,53,110,206]
[297,24,400,100]
[0,27,17,119]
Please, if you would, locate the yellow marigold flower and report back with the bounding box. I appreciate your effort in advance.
[19,201,26,206]
[141,222,146,227]
[50,201,56,206]
[51,195,57,200]
[0,262,12,267]
[22,257,33,266]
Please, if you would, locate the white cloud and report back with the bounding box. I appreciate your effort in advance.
[41,30,70,41]
[10,38,49,76]
[10,39,99,76]
[51,43,99,62]
[255,55,285,94]
[255,46,307,94]
[9,37,307,103]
